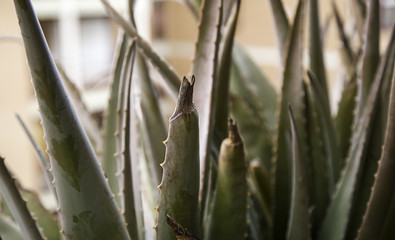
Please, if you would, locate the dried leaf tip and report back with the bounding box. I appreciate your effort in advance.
[228,118,242,144]
[170,76,196,121]
[165,214,200,240]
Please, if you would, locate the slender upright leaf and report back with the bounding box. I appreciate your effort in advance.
[101,34,129,207]
[286,105,310,240]
[267,0,290,62]
[0,214,24,240]
[13,0,130,238]
[273,1,308,239]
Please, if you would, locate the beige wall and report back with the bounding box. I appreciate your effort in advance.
[0,1,41,191]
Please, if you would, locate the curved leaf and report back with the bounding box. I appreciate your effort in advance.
[13,0,130,238]
[0,214,24,240]
[267,0,290,62]
[0,158,43,239]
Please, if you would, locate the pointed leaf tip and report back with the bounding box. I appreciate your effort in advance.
[228,118,242,144]
[171,76,196,121]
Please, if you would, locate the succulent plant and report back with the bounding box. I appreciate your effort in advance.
[0,0,394,239]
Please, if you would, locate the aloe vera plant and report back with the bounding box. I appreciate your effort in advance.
[1,0,395,239]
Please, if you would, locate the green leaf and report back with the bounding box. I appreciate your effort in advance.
[15,114,56,197]
[101,34,129,208]
[309,0,328,98]
[215,0,241,140]
[57,66,102,152]
[134,51,167,187]
[308,71,341,190]
[356,0,380,117]
[356,64,395,240]
[335,76,357,162]
[0,214,24,240]
[156,77,201,240]
[230,94,273,170]
[122,55,145,240]
[273,0,308,239]
[286,105,310,240]
[0,157,43,239]
[101,0,180,98]
[13,0,130,238]
[205,119,247,240]
[232,44,278,131]
[346,25,395,240]
[21,190,61,240]
[318,23,394,240]
[191,0,222,177]
[267,0,290,62]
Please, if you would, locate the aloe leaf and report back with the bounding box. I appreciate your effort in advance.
[156,77,201,240]
[345,25,395,240]
[230,94,273,170]
[273,0,307,239]
[134,51,167,187]
[267,0,290,62]
[57,66,102,151]
[0,214,24,240]
[191,0,222,173]
[318,24,394,240]
[332,2,357,66]
[180,0,200,19]
[123,63,145,240]
[101,34,129,208]
[286,105,310,240]
[15,114,56,197]
[303,81,330,236]
[20,189,61,240]
[101,0,180,97]
[356,68,395,240]
[13,0,130,238]
[309,0,328,98]
[308,71,341,189]
[205,119,247,240]
[356,0,380,117]
[0,157,43,239]
[335,76,357,161]
[232,44,278,131]
[215,0,240,140]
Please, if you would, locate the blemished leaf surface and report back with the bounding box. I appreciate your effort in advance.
[273,0,307,239]
[356,0,380,117]
[156,77,201,240]
[15,114,56,197]
[58,66,102,151]
[191,0,222,174]
[205,119,247,240]
[318,24,394,240]
[101,0,180,98]
[0,214,24,240]
[215,0,241,140]
[267,0,290,62]
[286,105,310,240]
[21,189,61,240]
[13,0,130,238]
[309,0,328,98]
[101,33,129,207]
[0,158,43,239]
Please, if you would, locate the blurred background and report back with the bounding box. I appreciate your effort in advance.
[0,0,394,194]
